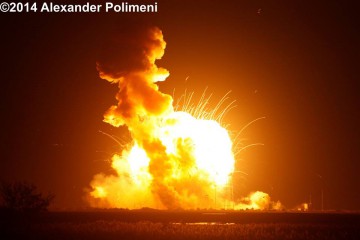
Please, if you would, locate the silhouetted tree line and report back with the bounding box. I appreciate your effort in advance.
[0,181,54,212]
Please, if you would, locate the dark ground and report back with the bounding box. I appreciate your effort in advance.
[1,210,359,239]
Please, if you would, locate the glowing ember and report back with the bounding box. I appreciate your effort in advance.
[87,26,281,210]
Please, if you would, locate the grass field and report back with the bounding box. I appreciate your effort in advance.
[1,210,359,239]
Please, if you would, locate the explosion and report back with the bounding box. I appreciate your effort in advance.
[88,26,281,210]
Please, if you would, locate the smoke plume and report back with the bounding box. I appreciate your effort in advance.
[96,26,172,127]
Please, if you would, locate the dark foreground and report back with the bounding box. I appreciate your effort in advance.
[1,210,359,240]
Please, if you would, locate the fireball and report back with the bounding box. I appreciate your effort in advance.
[88,26,281,210]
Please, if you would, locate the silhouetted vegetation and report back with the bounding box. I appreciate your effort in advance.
[0,181,54,213]
[3,220,360,240]
[1,211,359,239]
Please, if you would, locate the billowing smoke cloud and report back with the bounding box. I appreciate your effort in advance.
[96,26,172,127]
[97,25,167,80]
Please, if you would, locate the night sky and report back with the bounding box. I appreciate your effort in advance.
[1,0,359,210]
